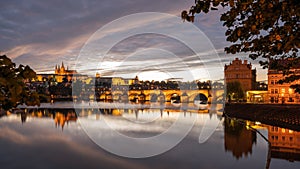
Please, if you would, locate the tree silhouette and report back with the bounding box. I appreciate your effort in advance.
[226,81,245,101]
[0,55,39,110]
[182,0,299,89]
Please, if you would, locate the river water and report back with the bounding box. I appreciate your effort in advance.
[0,102,299,169]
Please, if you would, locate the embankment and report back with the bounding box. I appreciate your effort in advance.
[224,103,300,131]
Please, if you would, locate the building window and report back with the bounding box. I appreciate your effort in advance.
[281,88,285,94]
[271,89,274,94]
[271,80,274,85]
[275,89,278,94]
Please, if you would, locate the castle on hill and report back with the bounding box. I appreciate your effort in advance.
[55,62,77,75]
[35,62,85,83]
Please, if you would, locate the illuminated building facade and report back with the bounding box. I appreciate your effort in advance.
[225,58,257,91]
[268,59,300,104]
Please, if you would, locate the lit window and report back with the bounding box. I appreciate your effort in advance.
[282,128,285,133]
[281,88,285,93]
[289,88,293,94]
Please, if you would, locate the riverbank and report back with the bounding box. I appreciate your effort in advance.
[224,103,300,131]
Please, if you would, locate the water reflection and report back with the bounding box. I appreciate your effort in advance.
[15,109,77,130]
[224,118,257,159]
[267,126,300,162]
[0,105,299,168]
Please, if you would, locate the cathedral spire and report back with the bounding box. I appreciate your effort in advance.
[55,64,58,74]
[61,61,65,69]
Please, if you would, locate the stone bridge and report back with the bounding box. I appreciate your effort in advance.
[98,89,224,103]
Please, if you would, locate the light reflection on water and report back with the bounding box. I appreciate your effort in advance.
[0,104,299,169]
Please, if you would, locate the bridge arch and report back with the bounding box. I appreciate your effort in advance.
[170,93,181,103]
[129,93,139,102]
[129,92,146,103]
[191,93,208,104]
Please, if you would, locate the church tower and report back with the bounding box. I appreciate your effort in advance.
[55,64,59,74]
[61,61,65,73]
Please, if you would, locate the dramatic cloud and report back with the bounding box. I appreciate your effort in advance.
[0,0,266,81]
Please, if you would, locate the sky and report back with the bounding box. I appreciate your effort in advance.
[0,0,267,81]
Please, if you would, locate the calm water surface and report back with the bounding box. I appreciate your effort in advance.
[0,103,299,169]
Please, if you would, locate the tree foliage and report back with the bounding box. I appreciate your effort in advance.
[226,81,245,100]
[182,0,299,64]
[182,0,299,91]
[270,58,300,93]
[0,55,39,110]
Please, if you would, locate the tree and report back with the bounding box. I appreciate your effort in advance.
[226,81,245,101]
[182,0,299,89]
[0,55,39,110]
[270,58,300,93]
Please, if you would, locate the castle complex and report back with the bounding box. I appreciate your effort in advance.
[36,62,80,83]
[55,62,77,75]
